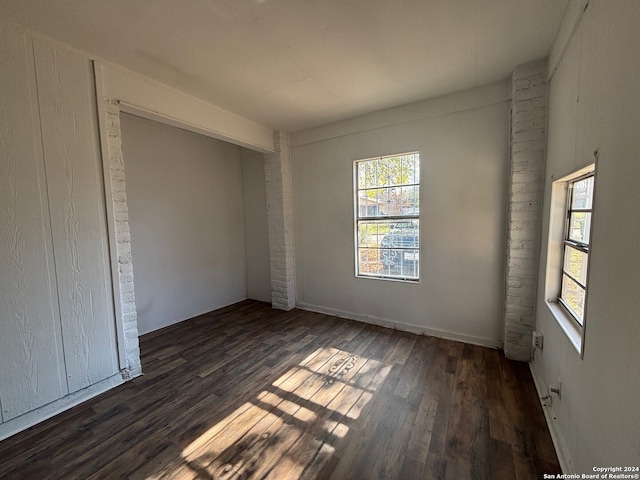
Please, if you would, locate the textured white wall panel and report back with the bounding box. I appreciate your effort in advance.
[33,38,119,393]
[0,27,67,421]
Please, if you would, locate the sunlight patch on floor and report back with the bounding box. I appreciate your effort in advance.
[171,347,390,479]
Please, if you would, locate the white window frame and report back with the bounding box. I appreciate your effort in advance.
[544,164,595,356]
[558,172,594,324]
[354,152,420,282]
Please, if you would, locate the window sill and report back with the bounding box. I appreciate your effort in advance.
[546,300,584,356]
[356,274,420,284]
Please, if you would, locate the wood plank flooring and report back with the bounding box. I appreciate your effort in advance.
[0,300,560,479]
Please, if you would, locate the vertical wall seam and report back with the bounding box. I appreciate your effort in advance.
[29,34,71,393]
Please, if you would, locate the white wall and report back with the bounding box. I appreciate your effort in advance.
[120,113,248,335]
[290,82,510,347]
[533,0,640,471]
[241,148,272,302]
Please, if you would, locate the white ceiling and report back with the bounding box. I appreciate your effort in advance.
[1,0,569,131]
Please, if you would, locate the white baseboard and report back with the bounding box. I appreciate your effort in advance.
[528,361,573,474]
[0,373,125,442]
[296,301,503,349]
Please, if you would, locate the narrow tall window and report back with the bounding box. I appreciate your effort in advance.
[355,152,420,281]
[559,173,595,325]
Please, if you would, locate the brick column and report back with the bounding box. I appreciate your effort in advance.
[264,131,296,310]
[504,60,548,361]
[102,100,142,378]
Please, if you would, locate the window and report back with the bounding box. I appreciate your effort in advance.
[559,173,594,325]
[545,164,595,355]
[354,152,420,281]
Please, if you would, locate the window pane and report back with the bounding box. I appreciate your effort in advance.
[358,220,419,249]
[384,157,403,186]
[571,176,594,209]
[401,154,418,184]
[399,185,419,215]
[399,249,419,279]
[358,186,421,218]
[358,190,381,218]
[561,274,585,324]
[358,188,391,217]
[357,162,367,189]
[387,187,406,215]
[563,246,588,286]
[363,161,377,189]
[380,220,419,249]
[358,247,381,274]
[357,219,419,279]
[358,154,419,190]
[358,220,387,248]
[378,248,419,279]
[568,211,591,244]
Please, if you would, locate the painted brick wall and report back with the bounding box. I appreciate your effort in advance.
[264,131,296,310]
[504,60,548,361]
[102,100,142,378]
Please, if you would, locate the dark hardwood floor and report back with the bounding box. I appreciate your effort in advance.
[0,300,560,479]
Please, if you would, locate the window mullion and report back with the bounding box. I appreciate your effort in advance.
[562,270,586,290]
[358,183,420,192]
[564,240,589,253]
[357,215,419,222]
